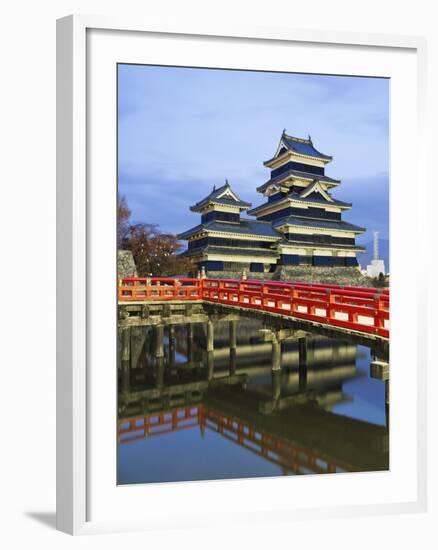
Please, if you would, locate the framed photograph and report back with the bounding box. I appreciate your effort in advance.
[57,15,427,535]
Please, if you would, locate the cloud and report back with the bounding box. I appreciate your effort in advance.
[118,65,389,238]
[335,173,389,240]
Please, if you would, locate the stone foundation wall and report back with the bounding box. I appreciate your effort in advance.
[207,270,275,281]
[272,265,368,286]
[118,250,137,278]
[206,266,369,286]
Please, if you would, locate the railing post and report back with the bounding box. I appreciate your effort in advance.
[117,277,390,340]
[118,274,122,301]
[327,289,336,321]
[374,297,385,332]
[198,278,203,299]
[291,286,299,314]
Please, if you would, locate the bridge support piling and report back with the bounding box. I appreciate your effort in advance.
[229,349,237,376]
[155,324,164,359]
[156,357,165,389]
[206,321,215,380]
[370,356,390,422]
[169,325,176,366]
[385,380,390,427]
[207,351,214,381]
[298,337,308,392]
[370,358,389,382]
[155,324,165,388]
[272,368,282,401]
[120,326,131,392]
[207,320,214,353]
[229,320,237,349]
[229,320,237,376]
[187,323,194,363]
[271,336,281,372]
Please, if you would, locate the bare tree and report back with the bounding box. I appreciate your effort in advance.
[117,194,131,248]
[126,223,195,277]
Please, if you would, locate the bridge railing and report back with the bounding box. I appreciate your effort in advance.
[118,406,200,443]
[201,279,389,338]
[119,276,202,301]
[118,276,389,338]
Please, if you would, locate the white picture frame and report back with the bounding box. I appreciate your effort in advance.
[56,14,428,535]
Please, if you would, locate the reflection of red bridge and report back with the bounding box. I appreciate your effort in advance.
[119,406,200,441]
[119,277,389,339]
[118,405,349,475]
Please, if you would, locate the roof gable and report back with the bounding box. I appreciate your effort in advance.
[256,169,340,194]
[299,181,334,202]
[190,180,252,212]
[271,130,332,162]
[215,185,239,202]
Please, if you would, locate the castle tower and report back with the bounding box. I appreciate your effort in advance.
[247,130,366,267]
[178,180,281,274]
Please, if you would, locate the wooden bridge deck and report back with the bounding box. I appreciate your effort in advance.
[118,277,389,354]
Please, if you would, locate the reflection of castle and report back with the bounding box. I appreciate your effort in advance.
[178,131,365,276]
[118,347,388,477]
[118,320,389,479]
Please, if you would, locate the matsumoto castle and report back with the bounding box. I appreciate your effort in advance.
[178,131,366,277]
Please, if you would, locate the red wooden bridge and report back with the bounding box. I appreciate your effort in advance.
[118,276,389,339]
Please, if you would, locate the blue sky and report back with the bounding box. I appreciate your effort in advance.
[118,64,389,243]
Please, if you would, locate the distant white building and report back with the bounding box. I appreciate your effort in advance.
[366,231,385,278]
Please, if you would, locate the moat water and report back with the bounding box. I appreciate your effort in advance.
[117,317,389,485]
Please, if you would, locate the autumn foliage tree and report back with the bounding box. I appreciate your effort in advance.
[117,195,195,277]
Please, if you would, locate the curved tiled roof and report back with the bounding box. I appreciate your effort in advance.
[177,218,282,240]
[265,131,333,165]
[280,240,365,251]
[272,215,366,233]
[190,181,251,211]
[182,245,279,258]
[247,193,351,216]
[257,170,340,193]
[282,133,332,160]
